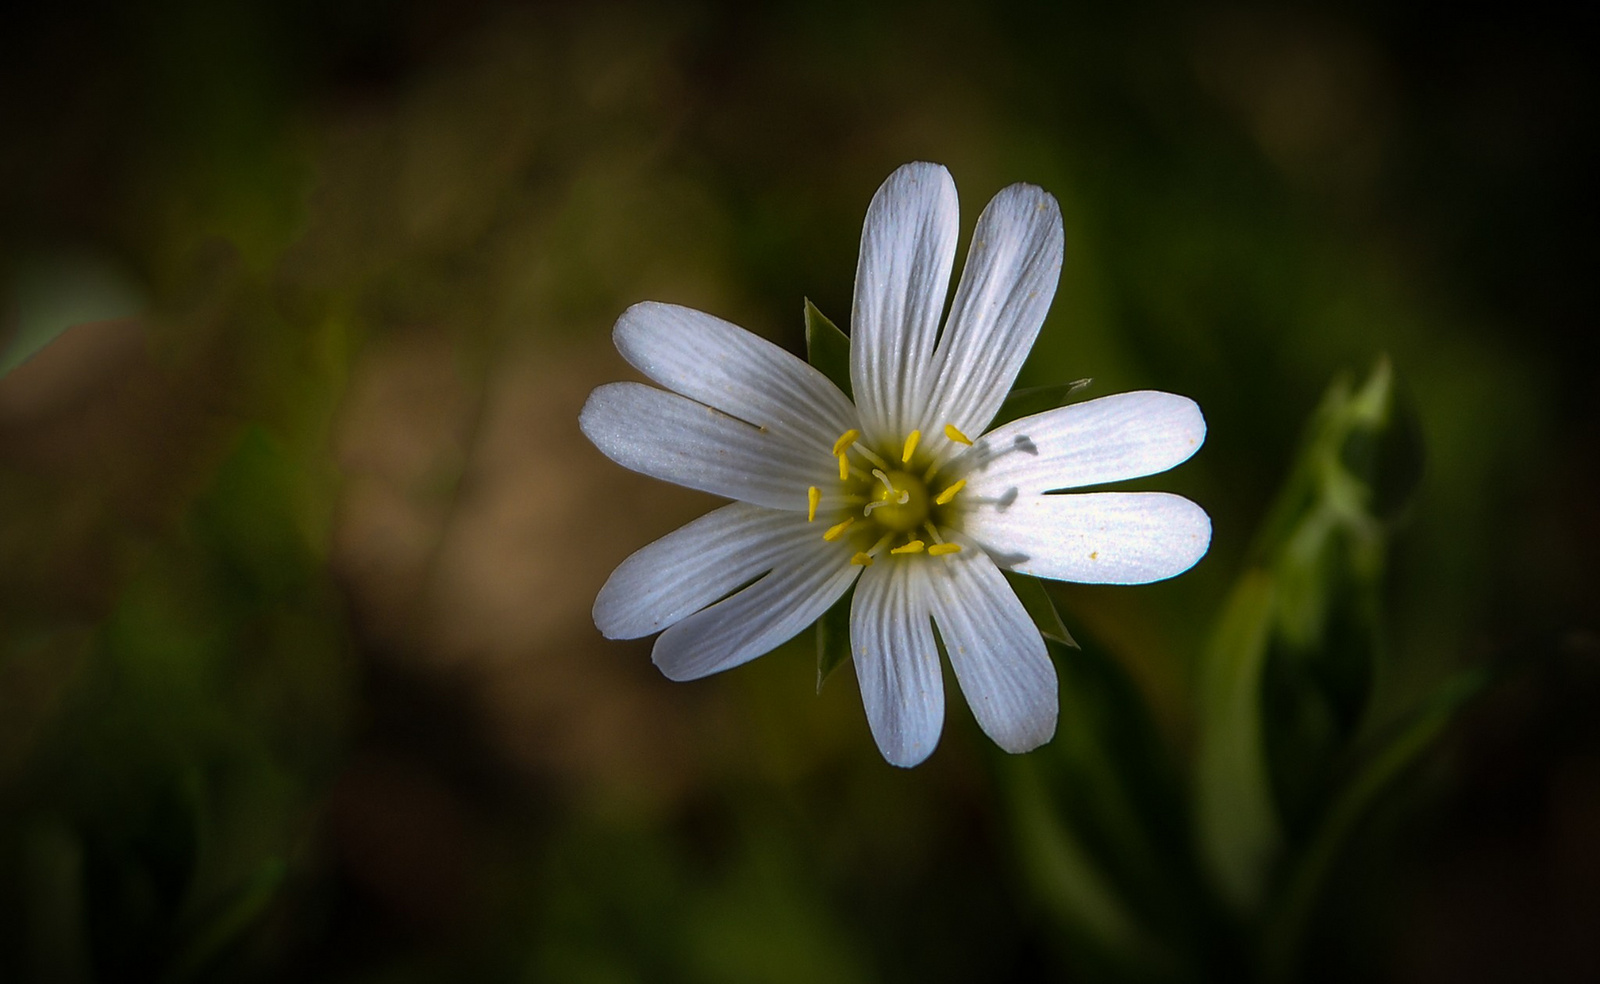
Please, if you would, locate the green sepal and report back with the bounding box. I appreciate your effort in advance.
[1003,570,1078,648]
[803,298,852,399]
[815,583,855,693]
[991,379,1093,428]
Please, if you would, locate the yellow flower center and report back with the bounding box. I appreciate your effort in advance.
[866,469,928,532]
[808,427,972,565]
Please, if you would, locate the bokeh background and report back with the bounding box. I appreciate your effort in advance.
[1,1,1595,980]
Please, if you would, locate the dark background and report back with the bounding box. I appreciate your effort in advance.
[1,1,1595,980]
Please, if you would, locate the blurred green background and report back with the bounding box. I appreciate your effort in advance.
[1,1,1595,981]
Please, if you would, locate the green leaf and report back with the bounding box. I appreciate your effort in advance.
[803,299,851,399]
[1260,667,1490,982]
[165,856,288,983]
[1005,754,1155,971]
[1003,570,1078,648]
[814,584,854,693]
[1195,571,1282,912]
[1005,633,1222,978]
[991,379,1093,428]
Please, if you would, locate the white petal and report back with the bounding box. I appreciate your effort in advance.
[850,561,944,767]
[925,544,1058,753]
[963,491,1212,584]
[594,503,810,639]
[580,382,827,510]
[613,301,857,452]
[961,391,1206,497]
[850,162,959,447]
[651,534,857,681]
[923,183,1064,459]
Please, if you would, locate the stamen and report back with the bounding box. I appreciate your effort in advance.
[928,543,962,556]
[831,429,861,457]
[923,522,946,546]
[807,486,821,522]
[823,517,855,541]
[838,454,849,481]
[901,430,921,463]
[944,423,973,446]
[934,479,966,505]
[868,469,909,506]
[890,540,926,555]
[850,552,875,567]
[853,443,890,472]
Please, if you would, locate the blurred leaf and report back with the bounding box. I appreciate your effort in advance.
[1002,571,1077,648]
[190,426,317,600]
[1008,636,1229,979]
[1,252,144,377]
[814,585,853,694]
[165,856,286,984]
[990,379,1093,428]
[1196,358,1422,921]
[1005,754,1152,975]
[1195,571,1280,912]
[1261,667,1490,982]
[803,299,851,400]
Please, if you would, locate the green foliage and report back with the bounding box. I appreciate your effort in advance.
[814,585,854,693]
[990,379,1094,429]
[803,299,852,399]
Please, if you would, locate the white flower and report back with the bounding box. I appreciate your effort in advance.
[580,162,1210,767]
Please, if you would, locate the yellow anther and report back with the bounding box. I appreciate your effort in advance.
[838,454,849,480]
[901,429,921,464]
[934,479,966,505]
[850,552,875,567]
[928,543,962,556]
[943,423,973,446]
[807,486,821,522]
[823,517,855,542]
[890,540,926,555]
[831,429,861,457]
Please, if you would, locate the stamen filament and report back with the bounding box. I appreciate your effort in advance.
[923,522,946,546]
[853,443,890,472]
[901,430,921,463]
[934,479,966,505]
[928,542,962,556]
[944,423,973,446]
[890,540,926,555]
[823,517,855,542]
[831,429,861,457]
[807,486,821,522]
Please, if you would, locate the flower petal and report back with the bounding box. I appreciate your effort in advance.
[613,301,857,452]
[850,561,944,767]
[923,183,1064,459]
[926,544,1058,753]
[580,381,827,510]
[651,532,857,681]
[850,162,959,447]
[963,491,1212,584]
[961,391,1206,496]
[594,502,810,639]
